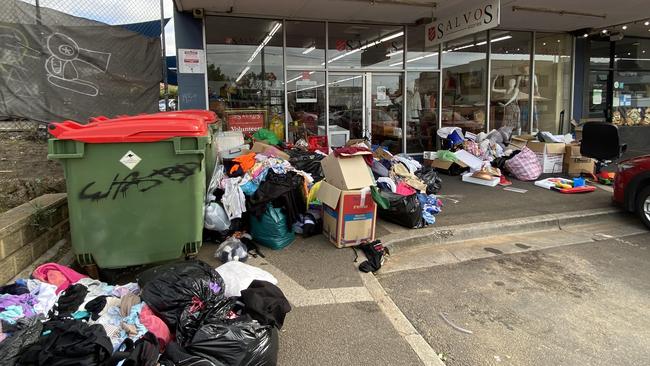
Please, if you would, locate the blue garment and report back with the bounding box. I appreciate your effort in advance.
[119,303,147,340]
[0,305,24,324]
[72,310,90,320]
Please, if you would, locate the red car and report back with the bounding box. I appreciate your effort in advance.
[614,155,650,229]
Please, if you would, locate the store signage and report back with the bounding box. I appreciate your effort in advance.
[178,48,205,74]
[424,0,500,48]
[226,111,265,132]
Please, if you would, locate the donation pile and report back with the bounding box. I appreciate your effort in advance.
[0,260,289,365]
[205,131,445,252]
[427,126,593,187]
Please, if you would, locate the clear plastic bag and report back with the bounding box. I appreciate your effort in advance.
[215,236,248,263]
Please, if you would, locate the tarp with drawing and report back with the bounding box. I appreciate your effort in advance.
[0,0,161,123]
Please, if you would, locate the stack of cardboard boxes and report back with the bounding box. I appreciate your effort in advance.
[317,154,377,248]
[511,135,595,176]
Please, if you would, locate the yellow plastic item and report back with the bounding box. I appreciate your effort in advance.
[269,114,285,141]
[555,182,572,190]
[307,180,322,206]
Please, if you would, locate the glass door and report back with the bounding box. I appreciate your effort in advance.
[328,73,365,147]
[327,72,404,152]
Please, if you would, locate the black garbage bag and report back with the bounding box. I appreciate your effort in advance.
[415,167,442,195]
[185,317,279,366]
[17,319,113,366]
[139,260,225,330]
[175,298,235,346]
[0,316,43,366]
[377,192,424,229]
[288,150,324,182]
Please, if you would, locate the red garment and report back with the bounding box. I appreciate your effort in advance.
[33,263,88,294]
[333,146,373,166]
[396,182,416,196]
[140,304,172,350]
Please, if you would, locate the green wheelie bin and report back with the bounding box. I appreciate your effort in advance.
[48,116,209,269]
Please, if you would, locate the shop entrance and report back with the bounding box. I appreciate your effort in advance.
[328,72,404,153]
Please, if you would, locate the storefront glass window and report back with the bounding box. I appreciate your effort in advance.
[286,21,325,68]
[533,33,572,133]
[205,17,284,130]
[406,71,438,153]
[441,32,488,135]
[371,74,404,153]
[327,23,404,69]
[489,31,531,133]
[615,37,650,70]
[405,25,439,70]
[589,39,611,68]
[286,71,326,142]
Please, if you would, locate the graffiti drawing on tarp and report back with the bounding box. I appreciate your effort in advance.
[78,162,200,201]
[0,25,41,108]
[44,33,111,97]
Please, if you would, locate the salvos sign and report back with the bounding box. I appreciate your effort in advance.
[425,0,500,48]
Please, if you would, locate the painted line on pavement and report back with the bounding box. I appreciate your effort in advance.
[361,272,446,366]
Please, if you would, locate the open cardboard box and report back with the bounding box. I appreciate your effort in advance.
[317,181,376,248]
[250,141,290,160]
[424,158,469,176]
[527,141,566,174]
[320,154,374,190]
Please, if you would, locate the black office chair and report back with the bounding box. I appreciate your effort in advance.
[580,122,627,174]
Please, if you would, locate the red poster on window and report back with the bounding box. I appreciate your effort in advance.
[227,112,265,132]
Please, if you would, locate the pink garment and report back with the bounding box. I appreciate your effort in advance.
[140,304,171,349]
[396,182,416,196]
[32,263,88,294]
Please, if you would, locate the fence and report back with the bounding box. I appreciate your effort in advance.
[0,0,169,128]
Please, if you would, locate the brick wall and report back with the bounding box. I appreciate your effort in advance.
[0,193,68,284]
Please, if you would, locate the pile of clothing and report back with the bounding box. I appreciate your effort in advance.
[0,260,290,366]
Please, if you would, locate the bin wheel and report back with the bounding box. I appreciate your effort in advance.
[185,254,197,261]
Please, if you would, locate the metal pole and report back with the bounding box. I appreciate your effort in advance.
[485,30,491,133]
[160,0,169,111]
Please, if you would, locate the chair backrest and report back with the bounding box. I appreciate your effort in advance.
[580,122,621,161]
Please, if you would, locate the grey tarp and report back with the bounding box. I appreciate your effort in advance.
[0,0,161,122]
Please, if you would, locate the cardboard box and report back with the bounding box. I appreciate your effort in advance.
[250,141,290,160]
[424,158,469,176]
[564,158,595,176]
[317,181,376,248]
[564,143,582,164]
[423,151,436,160]
[527,141,565,174]
[320,154,374,190]
[510,135,536,150]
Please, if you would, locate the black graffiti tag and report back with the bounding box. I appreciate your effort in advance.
[79,162,200,201]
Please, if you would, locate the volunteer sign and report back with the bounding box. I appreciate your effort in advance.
[178,48,206,74]
[425,0,500,48]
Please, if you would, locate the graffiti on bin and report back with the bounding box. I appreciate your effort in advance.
[79,162,200,201]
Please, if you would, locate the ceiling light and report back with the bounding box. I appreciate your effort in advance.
[622,25,628,30]
[380,31,404,43]
[453,43,475,51]
[628,52,631,55]
[645,21,650,26]
[389,61,403,67]
[557,39,561,43]
[302,45,316,55]
[490,35,512,43]
[543,42,546,46]
[286,75,302,83]
[583,33,589,38]
[386,49,403,57]
[476,41,487,45]
[235,66,250,83]
[247,22,282,63]
[602,29,608,33]
[643,50,647,53]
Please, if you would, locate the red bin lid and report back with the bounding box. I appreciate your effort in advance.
[88,110,218,125]
[49,117,208,143]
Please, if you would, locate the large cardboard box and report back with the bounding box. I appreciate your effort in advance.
[510,134,536,150]
[250,141,290,160]
[320,154,374,190]
[527,141,565,174]
[424,158,469,176]
[317,181,376,248]
[564,158,595,176]
[563,143,582,164]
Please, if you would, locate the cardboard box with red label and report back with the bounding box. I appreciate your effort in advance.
[317,181,376,248]
[527,141,565,174]
[318,154,377,248]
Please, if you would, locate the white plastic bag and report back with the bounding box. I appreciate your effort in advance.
[204,202,231,231]
[215,236,248,263]
[216,261,278,298]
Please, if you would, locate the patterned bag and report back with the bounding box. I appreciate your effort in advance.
[504,147,542,181]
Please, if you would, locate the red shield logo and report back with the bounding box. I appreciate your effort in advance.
[336,39,347,51]
[428,27,436,41]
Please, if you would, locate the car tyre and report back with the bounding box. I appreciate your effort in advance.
[636,186,650,230]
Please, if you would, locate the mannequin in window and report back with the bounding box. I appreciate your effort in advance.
[517,65,540,131]
[492,76,521,132]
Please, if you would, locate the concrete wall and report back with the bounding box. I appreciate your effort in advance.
[0,194,69,284]
[174,9,207,110]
